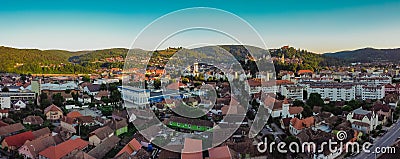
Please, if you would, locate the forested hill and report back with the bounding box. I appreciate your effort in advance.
[324,48,400,63]
[0,46,128,74]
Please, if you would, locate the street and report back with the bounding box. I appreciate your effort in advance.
[354,120,400,159]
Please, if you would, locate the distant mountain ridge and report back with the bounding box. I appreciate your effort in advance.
[324,48,400,63]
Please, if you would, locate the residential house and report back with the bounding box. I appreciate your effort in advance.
[94,90,109,101]
[346,107,379,134]
[44,104,63,121]
[289,117,315,135]
[208,145,238,159]
[84,84,101,96]
[1,131,35,151]
[60,116,78,133]
[115,138,142,157]
[88,135,120,159]
[18,135,57,159]
[372,102,392,125]
[181,138,203,159]
[88,126,114,146]
[38,138,89,159]
[0,123,25,139]
[106,118,128,136]
[76,116,95,126]
[32,127,51,138]
[12,100,26,110]
[23,115,44,125]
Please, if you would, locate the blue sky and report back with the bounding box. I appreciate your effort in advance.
[0,0,399,53]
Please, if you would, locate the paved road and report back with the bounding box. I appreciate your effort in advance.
[354,120,400,159]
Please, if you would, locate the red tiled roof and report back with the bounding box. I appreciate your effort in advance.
[39,138,89,159]
[66,111,83,118]
[276,80,294,85]
[115,138,142,157]
[297,70,314,75]
[289,107,304,115]
[3,131,35,148]
[208,146,232,159]
[290,117,315,130]
[182,138,203,159]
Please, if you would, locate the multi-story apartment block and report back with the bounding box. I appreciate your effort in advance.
[281,85,303,101]
[307,82,355,101]
[361,85,385,100]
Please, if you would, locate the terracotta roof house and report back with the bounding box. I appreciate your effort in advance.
[60,116,78,133]
[88,126,114,146]
[208,145,238,159]
[23,115,44,125]
[62,150,95,159]
[76,116,95,126]
[1,131,35,151]
[66,111,82,118]
[289,117,315,135]
[115,138,142,157]
[44,104,63,121]
[32,127,51,138]
[88,135,120,159]
[18,135,57,159]
[181,138,203,159]
[38,138,89,159]
[0,123,25,137]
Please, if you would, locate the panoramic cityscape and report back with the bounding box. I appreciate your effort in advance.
[1,1,400,159]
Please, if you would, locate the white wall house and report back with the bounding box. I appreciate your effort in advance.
[346,108,379,134]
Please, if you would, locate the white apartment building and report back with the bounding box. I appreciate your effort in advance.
[361,85,385,100]
[118,86,150,108]
[307,83,355,101]
[281,85,303,101]
[354,76,391,86]
[0,96,11,109]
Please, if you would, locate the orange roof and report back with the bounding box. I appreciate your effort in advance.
[289,107,304,115]
[208,146,232,159]
[115,138,142,157]
[182,138,203,159]
[297,70,314,75]
[39,138,88,159]
[66,111,83,118]
[290,117,314,130]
